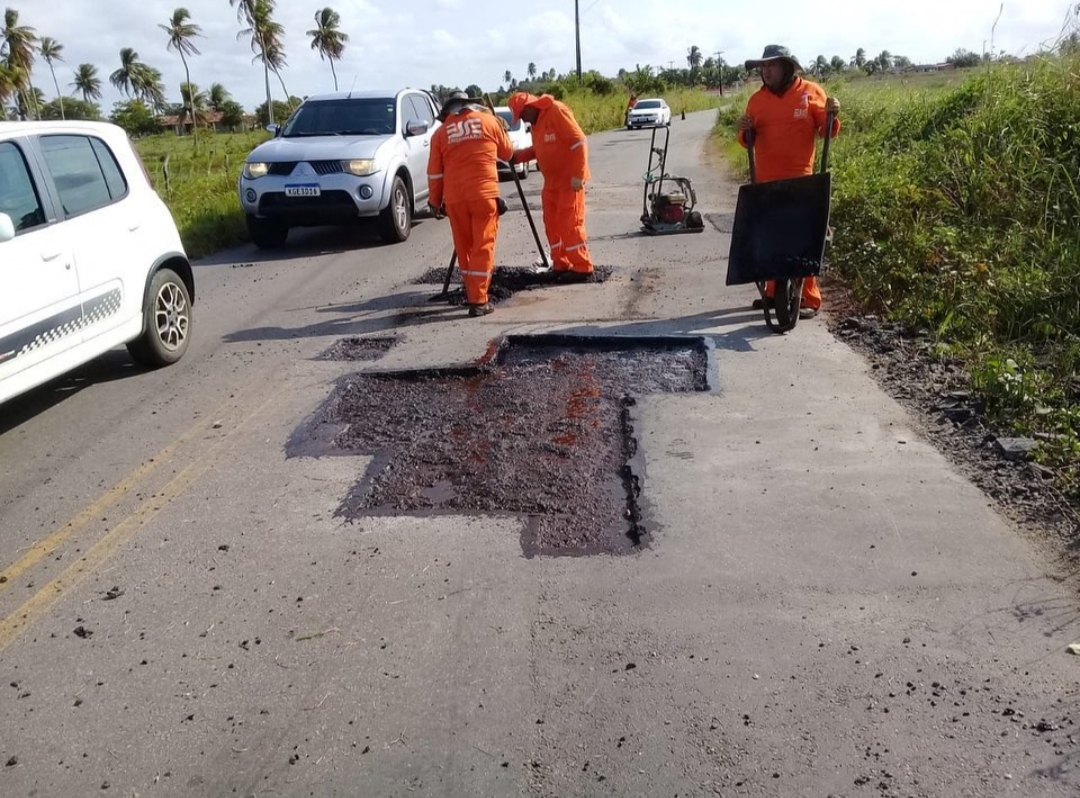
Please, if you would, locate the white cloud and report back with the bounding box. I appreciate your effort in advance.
[16,0,1080,113]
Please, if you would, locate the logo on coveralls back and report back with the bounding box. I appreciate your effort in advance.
[446,118,484,143]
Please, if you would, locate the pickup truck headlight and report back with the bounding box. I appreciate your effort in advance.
[343,159,376,176]
[243,162,269,179]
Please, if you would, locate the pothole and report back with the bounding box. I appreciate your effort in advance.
[319,336,397,361]
[415,265,614,305]
[291,335,714,557]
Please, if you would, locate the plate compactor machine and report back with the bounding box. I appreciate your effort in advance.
[639,125,704,236]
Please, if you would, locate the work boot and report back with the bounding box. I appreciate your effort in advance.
[799,306,820,320]
[468,302,494,317]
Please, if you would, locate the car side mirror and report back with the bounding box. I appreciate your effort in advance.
[405,119,430,137]
[0,212,14,244]
[266,123,280,136]
[524,124,532,134]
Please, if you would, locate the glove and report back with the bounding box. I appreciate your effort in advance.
[825,96,840,115]
[496,197,508,216]
[428,203,445,220]
[570,176,584,191]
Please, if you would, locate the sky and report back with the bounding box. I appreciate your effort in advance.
[19,0,1080,112]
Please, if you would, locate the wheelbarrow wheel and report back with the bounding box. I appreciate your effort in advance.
[772,278,804,333]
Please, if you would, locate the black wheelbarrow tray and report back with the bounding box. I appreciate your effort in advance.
[724,170,832,286]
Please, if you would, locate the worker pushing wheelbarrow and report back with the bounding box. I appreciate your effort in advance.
[724,45,841,334]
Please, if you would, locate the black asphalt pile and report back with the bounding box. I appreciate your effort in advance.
[318,340,706,556]
[319,336,397,361]
[416,265,614,305]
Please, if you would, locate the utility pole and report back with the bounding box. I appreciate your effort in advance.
[574,0,582,82]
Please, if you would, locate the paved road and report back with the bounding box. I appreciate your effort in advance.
[1,110,1078,797]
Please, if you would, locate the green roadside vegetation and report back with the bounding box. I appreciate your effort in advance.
[714,56,1080,496]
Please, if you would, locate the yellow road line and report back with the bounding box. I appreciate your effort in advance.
[0,387,282,652]
[0,375,270,595]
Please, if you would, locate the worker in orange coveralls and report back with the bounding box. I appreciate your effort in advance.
[507,92,594,281]
[428,91,515,316]
[737,44,840,319]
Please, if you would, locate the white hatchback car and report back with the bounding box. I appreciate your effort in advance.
[0,121,193,406]
[494,106,534,179]
[627,98,672,129]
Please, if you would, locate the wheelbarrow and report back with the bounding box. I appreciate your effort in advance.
[725,110,836,333]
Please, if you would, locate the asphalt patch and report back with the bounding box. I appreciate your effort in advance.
[291,335,713,557]
[319,336,397,361]
[417,265,614,305]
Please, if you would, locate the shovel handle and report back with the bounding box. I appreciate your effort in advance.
[820,109,836,174]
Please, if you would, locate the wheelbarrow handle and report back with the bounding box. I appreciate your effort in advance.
[820,109,836,174]
[745,128,756,184]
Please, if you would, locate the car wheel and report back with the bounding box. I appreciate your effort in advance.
[379,175,412,244]
[246,214,288,248]
[126,268,192,368]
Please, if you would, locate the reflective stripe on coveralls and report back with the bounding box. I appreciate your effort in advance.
[737,75,840,310]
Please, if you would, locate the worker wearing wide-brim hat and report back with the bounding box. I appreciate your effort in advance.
[737,44,841,319]
[428,91,514,316]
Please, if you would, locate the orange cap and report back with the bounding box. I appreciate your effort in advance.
[508,92,540,123]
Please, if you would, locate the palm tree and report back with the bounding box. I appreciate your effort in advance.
[37,35,64,119]
[208,82,230,111]
[852,47,866,70]
[0,62,17,118]
[134,65,166,111]
[178,81,211,127]
[527,61,536,80]
[830,55,846,73]
[308,7,348,90]
[686,45,703,70]
[236,0,283,125]
[876,50,893,72]
[71,62,101,102]
[110,47,143,96]
[503,69,512,86]
[161,8,202,141]
[814,54,829,76]
[2,8,39,118]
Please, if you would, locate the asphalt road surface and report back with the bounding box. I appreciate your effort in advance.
[2,110,1079,797]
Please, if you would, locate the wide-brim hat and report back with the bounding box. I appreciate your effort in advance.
[437,91,483,121]
[745,44,802,71]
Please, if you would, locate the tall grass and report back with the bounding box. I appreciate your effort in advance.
[716,57,1080,491]
[136,131,268,260]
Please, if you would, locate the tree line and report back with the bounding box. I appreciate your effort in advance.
[0,1,349,135]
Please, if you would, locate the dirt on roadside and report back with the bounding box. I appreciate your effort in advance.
[820,274,1080,568]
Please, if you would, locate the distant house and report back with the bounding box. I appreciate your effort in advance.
[158,110,254,135]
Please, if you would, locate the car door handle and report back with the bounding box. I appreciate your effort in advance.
[128,223,141,232]
[41,250,62,262]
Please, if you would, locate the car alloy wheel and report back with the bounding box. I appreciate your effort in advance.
[155,279,190,353]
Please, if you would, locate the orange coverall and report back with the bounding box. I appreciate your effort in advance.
[508,93,593,276]
[428,107,514,305]
[737,76,840,310]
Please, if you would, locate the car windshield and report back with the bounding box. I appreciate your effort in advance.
[496,111,521,131]
[635,100,662,109]
[282,98,397,137]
